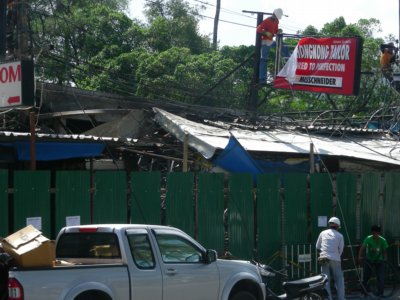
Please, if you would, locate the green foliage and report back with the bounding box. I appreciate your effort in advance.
[144,0,211,54]
[28,1,398,116]
[31,1,143,85]
[320,16,347,36]
[134,47,249,108]
[302,26,319,36]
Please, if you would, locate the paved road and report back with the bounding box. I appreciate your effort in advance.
[344,289,400,300]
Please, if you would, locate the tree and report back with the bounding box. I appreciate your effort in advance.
[30,0,145,86]
[144,0,211,54]
[301,25,319,36]
[134,46,252,108]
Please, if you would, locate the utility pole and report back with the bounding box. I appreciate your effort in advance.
[242,10,272,116]
[16,0,36,169]
[17,0,30,59]
[212,0,221,50]
[0,0,6,60]
[30,112,36,170]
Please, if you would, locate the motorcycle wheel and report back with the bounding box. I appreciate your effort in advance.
[230,291,257,300]
[300,292,324,300]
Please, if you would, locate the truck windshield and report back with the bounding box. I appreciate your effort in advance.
[56,232,121,259]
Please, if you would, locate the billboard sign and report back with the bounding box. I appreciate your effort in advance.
[274,37,363,95]
[0,60,34,108]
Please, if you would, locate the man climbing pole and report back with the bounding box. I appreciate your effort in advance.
[256,8,283,83]
[380,42,397,83]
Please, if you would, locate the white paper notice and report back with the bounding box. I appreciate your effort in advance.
[318,216,327,227]
[26,217,42,230]
[66,216,81,226]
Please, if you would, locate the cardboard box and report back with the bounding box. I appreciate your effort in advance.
[2,225,55,267]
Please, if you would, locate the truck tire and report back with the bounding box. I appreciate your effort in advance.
[74,290,112,300]
[230,291,257,300]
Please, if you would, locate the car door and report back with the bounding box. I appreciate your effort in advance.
[152,228,220,300]
[125,229,163,300]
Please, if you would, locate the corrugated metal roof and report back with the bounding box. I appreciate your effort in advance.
[153,107,400,166]
[0,131,137,143]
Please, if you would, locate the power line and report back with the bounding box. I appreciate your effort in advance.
[190,0,256,20]
[198,14,254,29]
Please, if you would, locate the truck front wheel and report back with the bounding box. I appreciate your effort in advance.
[230,291,257,300]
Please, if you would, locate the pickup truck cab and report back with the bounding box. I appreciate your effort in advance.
[7,224,266,300]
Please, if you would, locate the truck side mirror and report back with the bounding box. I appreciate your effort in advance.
[204,249,217,264]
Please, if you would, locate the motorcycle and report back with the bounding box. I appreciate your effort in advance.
[256,262,328,300]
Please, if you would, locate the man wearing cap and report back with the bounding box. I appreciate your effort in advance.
[256,8,283,83]
[316,217,345,300]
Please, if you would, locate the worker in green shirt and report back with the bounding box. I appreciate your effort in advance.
[358,224,389,296]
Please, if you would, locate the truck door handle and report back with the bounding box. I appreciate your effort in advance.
[166,268,177,275]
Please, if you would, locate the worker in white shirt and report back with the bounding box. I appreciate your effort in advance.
[316,217,345,300]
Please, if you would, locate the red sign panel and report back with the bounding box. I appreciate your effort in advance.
[274,37,363,95]
[0,60,34,107]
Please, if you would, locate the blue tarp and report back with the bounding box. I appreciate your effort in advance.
[212,135,310,181]
[212,135,264,175]
[0,141,105,161]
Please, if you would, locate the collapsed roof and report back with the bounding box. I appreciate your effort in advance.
[153,107,400,167]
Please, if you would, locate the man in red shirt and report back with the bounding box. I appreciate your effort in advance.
[257,8,283,83]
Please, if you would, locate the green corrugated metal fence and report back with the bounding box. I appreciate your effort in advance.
[93,171,127,224]
[55,171,91,233]
[336,173,357,243]
[165,172,195,236]
[360,173,381,239]
[257,174,281,263]
[131,171,161,225]
[228,174,254,260]
[310,173,333,243]
[284,174,308,245]
[13,171,51,236]
[0,170,7,237]
[197,173,225,253]
[383,172,400,238]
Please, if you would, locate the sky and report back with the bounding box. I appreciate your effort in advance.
[128,0,400,47]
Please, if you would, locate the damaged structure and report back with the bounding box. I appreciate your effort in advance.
[0,82,399,175]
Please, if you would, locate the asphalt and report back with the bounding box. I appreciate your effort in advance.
[345,289,400,300]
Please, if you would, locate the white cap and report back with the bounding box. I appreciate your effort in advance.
[328,217,341,227]
[273,8,283,20]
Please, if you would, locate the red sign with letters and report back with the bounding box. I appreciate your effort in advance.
[274,37,363,95]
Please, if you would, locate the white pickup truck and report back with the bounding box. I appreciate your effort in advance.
[6,224,267,300]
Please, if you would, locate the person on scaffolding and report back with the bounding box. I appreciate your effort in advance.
[316,217,345,300]
[256,8,283,83]
[380,42,397,82]
[358,224,389,297]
